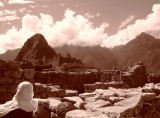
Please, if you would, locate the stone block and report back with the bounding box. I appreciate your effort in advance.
[150,100,156,113]
[84,99,112,111]
[84,84,96,93]
[108,96,124,104]
[0,60,7,67]
[23,69,35,80]
[65,110,109,118]
[140,102,151,115]
[49,90,58,97]
[14,78,23,84]
[93,106,131,118]
[115,94,143,116]
[62,96,84,109]
[152,111,160,118]
[0,87,7,93]
[79,92,96,100]
[98,89,118,100]
[56,89,66,97]
[3,69,22,79]
[94,82,106,89]
[6,61,21,70]
[7,85,17,94]
[34,83,44,93]
[65,90,78,97]
[154,96,160,109]
[56,101,75,117]
[141,93,156,102]
[0,76,13,85]
[47,97,62,113]
[0,93,13,103]
[36,100,51,118]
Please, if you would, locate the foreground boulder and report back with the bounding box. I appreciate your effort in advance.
[65,109,109,118]
[56,101,75,118]
[84,99,112,111]
[93,94,142,118]
[62,97,84,109]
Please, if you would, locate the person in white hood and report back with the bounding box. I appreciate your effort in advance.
[0,81,38,118]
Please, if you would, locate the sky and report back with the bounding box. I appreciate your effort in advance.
[0,0,160,53]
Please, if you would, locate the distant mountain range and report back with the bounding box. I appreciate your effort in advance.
[114,32,160,73]
[1,32,160,73]
[54,45,118,70]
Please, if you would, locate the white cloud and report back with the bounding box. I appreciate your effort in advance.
[119,15,135,29]
[0,15,20,21]
[1,4,160,53]
[96,13,100,17]
[18,8,27,13]
[3,10,17,15]
[60,3,64,7]
[8,0,34,4]
[0,10,20,22]
[0,1,4,7]
[30,5,35,8]
[41,5,48,8]
[85,13,95,19]
[102,4,160,48]
[0,9,108,53]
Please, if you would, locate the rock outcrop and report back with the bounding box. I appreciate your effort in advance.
[34,83,160,118]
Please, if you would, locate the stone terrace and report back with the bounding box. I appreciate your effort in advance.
[1,60,160,117]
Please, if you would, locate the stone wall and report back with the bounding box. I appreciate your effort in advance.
[84,62,148,92]
[34,83,78,99]
[0,60,24,103]
[0,60,99,103]
[84,81,124,93]
[100,70,121,82]
[34,71,100,93]
[121,62,147,87]
[148,73,160,83]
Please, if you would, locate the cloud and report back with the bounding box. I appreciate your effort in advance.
[1,4,160,53]
[102,4,160,48]
[60,3,64,7]
[0,1,4,7]
[0,15,20,22]
[96,13,100,17]
[8,0,34,4]
[85,13,95,19]
[41,5,48,8]
[0,9,108,53]
[119,15,135,29]
[18,8,27,13]
[0,10,20,22]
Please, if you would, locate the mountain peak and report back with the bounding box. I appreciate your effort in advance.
[25,33,48,47]
[136,32,155,40]
[15,33,57,65]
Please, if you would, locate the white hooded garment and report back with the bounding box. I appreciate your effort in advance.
[0,81,38,117]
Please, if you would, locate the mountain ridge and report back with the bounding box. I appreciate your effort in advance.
[1,32,160,73]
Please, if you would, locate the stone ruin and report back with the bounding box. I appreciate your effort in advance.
[1,59,160,117]
[34,83,160,118]
[0,59,100,103]
[148,73,160,84]
[84,62,148,93]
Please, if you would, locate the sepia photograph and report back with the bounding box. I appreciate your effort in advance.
[0,0,160,118]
